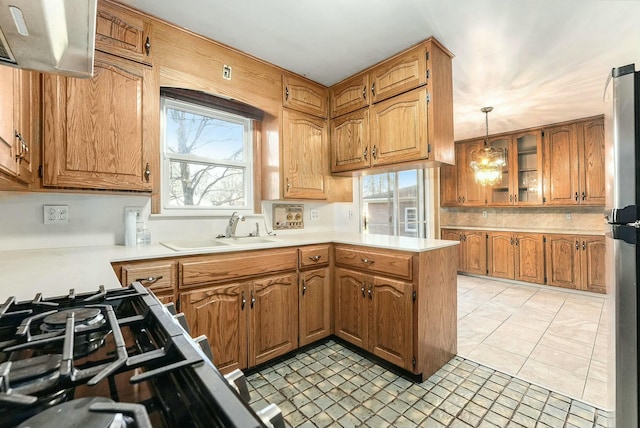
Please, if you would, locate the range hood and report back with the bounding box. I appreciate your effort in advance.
[0,0,97,78]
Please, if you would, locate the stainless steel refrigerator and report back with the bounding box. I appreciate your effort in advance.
[605,63,640,428]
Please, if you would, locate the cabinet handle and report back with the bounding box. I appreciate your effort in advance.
[371,145,377,160]
[361,282,366,298]
[371,82,376,97]
[285,86,289,101]
[582,241,586,250]
[241,291,246,310]
[250,290,255,309]
[575,241,579,250]
[509,194,513,203]
[582,192,586,201]
[510,238,514,245]
[368,283,372,300]
[362,86,367,100]
[363,147,368,161]
[361,258,375,265]
[309,255,321,262]
[144,36,151,56]
[515,238,519,246]
[14,131,29,163]
[135,275,163,284]
[302,279,307,295]
[575,192,579,202]
[286,177,291,192]
[144,163,151,182]
[514,194,518,203]
[462,196,466,203]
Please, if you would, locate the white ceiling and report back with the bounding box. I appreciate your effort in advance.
[120,0,640,140]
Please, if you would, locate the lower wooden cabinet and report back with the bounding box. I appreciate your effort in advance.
[545,234,605,293]
[334,267,413,370]
[180,272,298,373]
[441,229,487,275]
[488,232,544,284]
[299,267,332,346]
[111,258,177,304]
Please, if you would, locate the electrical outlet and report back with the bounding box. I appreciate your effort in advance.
[125,206,143,221]
[482,211,488,219]
[565,212,572,220]
[222,64,232,80]
[44,205,69,224]
[310,209,319,221]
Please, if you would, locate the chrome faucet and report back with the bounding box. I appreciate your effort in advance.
[226,211,245,238]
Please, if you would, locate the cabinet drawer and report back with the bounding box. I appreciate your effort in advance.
[334,246,413,280]
[299,245,330,269]
[119,260,177,294]
[180,248,298,287]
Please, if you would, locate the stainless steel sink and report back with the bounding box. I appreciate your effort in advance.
[160,239,232,251]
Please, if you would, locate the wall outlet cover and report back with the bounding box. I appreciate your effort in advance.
[44,205,69,224]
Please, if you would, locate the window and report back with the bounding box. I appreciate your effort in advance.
[161,95,253,214]
[360,170,429,238]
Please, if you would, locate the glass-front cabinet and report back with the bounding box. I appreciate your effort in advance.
[488,131,543,206]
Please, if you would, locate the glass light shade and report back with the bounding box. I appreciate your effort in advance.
[470,146,507,186]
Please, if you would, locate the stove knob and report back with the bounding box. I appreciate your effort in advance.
[223,369,250,402]
[255,403,285,428]
[193,335,215,363]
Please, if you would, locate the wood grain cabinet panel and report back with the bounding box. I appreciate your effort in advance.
[298,244,330,269]
[369,43,427,104]
[96,0,153,65]
[581,236,606,293]
[545,234,582,289]
[282,73,328,118]
[334,267,368,349]
[441,229,486,275]
[488,232,544,284]
[330,72,369,118]
[455,140,487,206]
[119,259,177,295]
[43,52,153,191]
[329,108,370,173]
[299,266,332,346]
[488,232,515,279]
[334,246,412,280]
[578,119,606,205]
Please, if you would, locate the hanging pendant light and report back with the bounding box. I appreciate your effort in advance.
[470,106,507,186]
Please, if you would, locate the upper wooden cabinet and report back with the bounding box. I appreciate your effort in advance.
[440,140,486,207]
[42,52,154,191]
[544,117,605,206]
[0,67,38,190]
[282,73,328,118]
[95,0,153,65]
[329,38,454,174]
[330,72,369,118]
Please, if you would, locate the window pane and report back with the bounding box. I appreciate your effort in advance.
[398,170,418,237]
[362,173,394,236]
[167,160,245,208]
[165,107,245,161]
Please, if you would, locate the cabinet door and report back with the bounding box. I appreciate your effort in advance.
[370,88,428,166]
[282,73,328,118]
[464,231,487,275]
[439,163,458,207]
[330,108,370,173]
[578,119,605,205]
[488,232,515,279]
[486,137,513,206]
[281,109,327,199]
[330,72,369,118]
[251,272,298,366]
[14,70,37,185]
[369,44,427,104]
[458,140,486,206]
[334,267,367,348]
[0,66,16,178]
[545,234,581,289]
[513,131,543,206]
[299,267,331,346]
[181,283,248,373]
[369,276,413,370]
[580,236,606,293]
[544,124,579,205]
[515,233,545,284]
[43,52,152,191]
[95,0,153,65]
[441,229,464,272]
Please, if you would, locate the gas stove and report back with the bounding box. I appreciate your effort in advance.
[0,283,283,427]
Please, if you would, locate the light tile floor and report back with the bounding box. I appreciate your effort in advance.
[247,340,613,427]
[456,275,611,410]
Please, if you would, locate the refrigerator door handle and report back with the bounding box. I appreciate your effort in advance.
[607,205,638,225]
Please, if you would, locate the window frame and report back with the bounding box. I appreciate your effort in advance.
[159,96,254,216]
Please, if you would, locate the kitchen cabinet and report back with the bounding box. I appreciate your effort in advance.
[282,73,328,118]
[488,131,543,206]
[328,37,454,174]
[544,117,605,206]
[281,108,328,199]
[111,258,177,304]
[440,140,487,207]
[298,245,332,346]
[545,234,605,293]
[488,232,545,284]
[178,248,298,372]
[330,72,369,118]
[95,0,153,65]
[0,66,37,189]
[442,229,487,275]
[333,244,414,370]
[42,51,154,191]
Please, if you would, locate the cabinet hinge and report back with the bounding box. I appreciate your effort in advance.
[426,92,431,103]
[38,165,43,178]
[426,51,430,61]
[412,290,416,302]
[541,131,545,137]
[543,197,547,203]
[176,297,180,312]
[412,357,416,367]
[543,236,547,243]
[426,69,430,79]
[486,269,489,275]
[427,143,432,153]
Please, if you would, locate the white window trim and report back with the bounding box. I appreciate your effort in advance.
[160,97,254,217]
[405,207,418,232]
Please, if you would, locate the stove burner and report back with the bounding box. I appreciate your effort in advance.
[40,308,105,333]
[16,397,132,428]
[8,354,61,384]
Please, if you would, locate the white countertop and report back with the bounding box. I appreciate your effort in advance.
[1,232,458,302]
